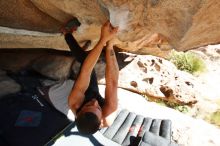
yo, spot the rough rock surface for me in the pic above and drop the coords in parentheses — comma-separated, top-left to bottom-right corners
(100, 53, 198, 105)
(0, 49, 47, 72)
(0, 49, 74, 79)
(178, 0, 220, 51)
(0, 69, 21, 98)
(32, 55, 74, 80)
(0, 0, 220, 54)
(0, 33, 67, 50)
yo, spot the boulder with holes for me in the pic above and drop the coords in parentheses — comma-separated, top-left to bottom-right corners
(100, 52, 198, 105)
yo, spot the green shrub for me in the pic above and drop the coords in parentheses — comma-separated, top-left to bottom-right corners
(174, 105, 189, 113)
(217, 99, 220, 107)
(168, 50, 206, 74)
(208, 110, 220, 127)
(143, 94, 190, 113)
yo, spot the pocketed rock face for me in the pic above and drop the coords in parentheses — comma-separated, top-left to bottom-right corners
(104, 53, 199, 105)
(1, 0, 220, 54)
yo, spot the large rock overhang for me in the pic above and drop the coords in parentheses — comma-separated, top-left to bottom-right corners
(0, 0, 220, 53)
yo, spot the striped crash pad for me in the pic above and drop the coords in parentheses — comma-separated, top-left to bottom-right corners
(100, 109, 178, 146)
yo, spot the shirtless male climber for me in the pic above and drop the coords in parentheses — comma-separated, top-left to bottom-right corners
(41, 19, 119, 135)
